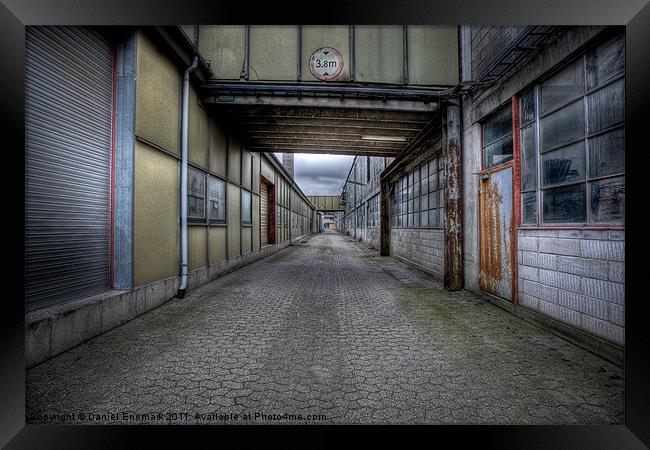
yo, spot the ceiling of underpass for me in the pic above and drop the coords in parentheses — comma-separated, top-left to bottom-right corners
(202, 91, 440, 157)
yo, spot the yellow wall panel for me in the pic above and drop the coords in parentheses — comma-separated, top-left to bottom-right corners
(407, 26, 459, 86)
(134, 141, 179, 286)
(227, 184, 241, 258)
(210, 120, 228, 177)
(135, 31, 180, 154)
(252, 153, 261, 193)
(188, 226, 207, 271)
(241, 227, 252, 254)
(198, 25, 246, 80)
(252, 194, 260, 252)
(189, 86, 209, 168)
(241, 151, 252, 189)
(354, 26, 403, 84)
(249, 26, 298, 81)
(208, 226, 227, 262)
(228, 136, 241, 183)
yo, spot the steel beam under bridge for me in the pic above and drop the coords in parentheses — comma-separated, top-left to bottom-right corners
(203, 84, 441, 157)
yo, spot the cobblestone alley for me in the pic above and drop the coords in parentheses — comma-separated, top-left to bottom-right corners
(26, 232, 624, 425)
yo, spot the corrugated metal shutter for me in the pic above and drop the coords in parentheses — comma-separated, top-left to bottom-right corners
(260, 182, 268, 245)
(26, 26, 114, 311)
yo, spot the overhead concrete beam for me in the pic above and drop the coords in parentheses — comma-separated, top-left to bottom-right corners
(204, 94, 438, 113)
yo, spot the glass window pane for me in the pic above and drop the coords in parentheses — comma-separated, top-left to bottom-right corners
(543, 184, 586, 223)
(188, 167, 205, 219)
(483, 134, 513, 168)
(242, 191, 252, 224)
(208, 177, 226, 221)
(540, 59, 585, 114)
(483, 105, 512, 145)
(520, 89, 536, 124)
(428, 192, 436, 209)
(439, 209, 445, 228)
(541, 141, 586, 187)
(413, 181, 420, 197)
(522, 192, 537, 224)
(420, 163, 428, 179)
(420, 178, 427, 195)
(421, 211, 428, 227)
(520, 124, 537, 191)
(413, 211, 419, 227)
(591, 176, 624, 223)
(586, 35, 624, 90)
(428, 159, 437, 174)
(420, 195, 428, 211)
(429, 172, 438, 191)
(588, 128, 624, 178)
(587, 79, 624, 134)
(540, 100, 585, 151)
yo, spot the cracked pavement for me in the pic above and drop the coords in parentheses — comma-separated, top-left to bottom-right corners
(26, 232, 624, 424)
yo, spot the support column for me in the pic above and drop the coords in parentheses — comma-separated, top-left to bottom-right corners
(113, 31, 137, 290)
(442, 101, 463, 290)
(379, 177, 390, 256)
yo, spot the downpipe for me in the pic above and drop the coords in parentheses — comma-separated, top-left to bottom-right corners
(177, 56, 199, 299)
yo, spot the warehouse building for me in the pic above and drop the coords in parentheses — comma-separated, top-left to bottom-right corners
(336, 25, 624, 361)
(25, 26, 315, 367)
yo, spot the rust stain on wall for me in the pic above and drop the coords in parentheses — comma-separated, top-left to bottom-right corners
(479, 178, 503, 295)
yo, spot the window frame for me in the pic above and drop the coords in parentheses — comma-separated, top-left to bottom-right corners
(390, 154, 445, 230)
(516, 33, 625, 229)
(187, 166, 207, 223)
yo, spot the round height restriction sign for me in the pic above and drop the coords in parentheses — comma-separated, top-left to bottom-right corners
(309, 47, 344, 81)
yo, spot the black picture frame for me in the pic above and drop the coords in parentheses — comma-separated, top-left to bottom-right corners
(2, 0, 647, 447)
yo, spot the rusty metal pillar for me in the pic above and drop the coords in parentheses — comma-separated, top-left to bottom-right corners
(379, 177, 390, 256)
(442, 101, 463, 290)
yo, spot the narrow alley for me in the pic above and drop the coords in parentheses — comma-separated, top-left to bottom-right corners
(27, 232, 623, 425)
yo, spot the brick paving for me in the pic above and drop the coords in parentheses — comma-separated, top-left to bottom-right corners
(26, 232, 624, 425)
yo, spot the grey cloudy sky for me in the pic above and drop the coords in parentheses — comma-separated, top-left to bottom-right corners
(274, 153, 354, 196)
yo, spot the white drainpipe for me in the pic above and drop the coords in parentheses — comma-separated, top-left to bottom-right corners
(177, 55, 199, 299)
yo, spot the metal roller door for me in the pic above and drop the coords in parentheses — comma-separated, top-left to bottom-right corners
(25, 26, 114, 311)
(260, 182, 268, 245)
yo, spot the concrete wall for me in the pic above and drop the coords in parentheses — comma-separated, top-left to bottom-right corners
(517, 230, 624, 345)
(391, 229, 444, 278)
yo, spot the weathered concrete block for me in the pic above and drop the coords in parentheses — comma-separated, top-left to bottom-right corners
(539, 269, 583, 294)
(134, 287, 146, 317)
(580, 240, 624, 262)
(537, 253, 558, 271)
(557, 306, 582, 327)
(145, 280, 167, 311)
(521, 279, 558, 303)
(51, 302, 101, 356)
(100, 291, 129, 333)
(165, 277, 177, 302)
(521, 250, 536, 267)
(608, 262, 625, 283)
(557, 256, 608, 280)
(609, 303, 624, 327)
(518, 236, 538, 251)
(581, 315, 607, 337)
(608, 231, 625, 241)
(538, 238, 581, 256)
(582, 278, 624, 304)
(26, 318, 51, 368)
(518, 265, 539, 282)
(517, 293, 539, 310)
(538, 299, 559, 318)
